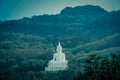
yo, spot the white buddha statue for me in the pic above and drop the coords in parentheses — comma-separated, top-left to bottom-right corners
(45, 42, 68, 71)
(53, 42, 65, 61)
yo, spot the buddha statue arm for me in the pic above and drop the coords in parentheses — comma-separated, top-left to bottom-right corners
(53, 54, 56, 61)
(60, 53, 65, 61)
(63, 54, 65, 61)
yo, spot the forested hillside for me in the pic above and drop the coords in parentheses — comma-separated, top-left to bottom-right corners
(0, 5, 120, 80)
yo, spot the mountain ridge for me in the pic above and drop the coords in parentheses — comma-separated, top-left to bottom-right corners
(0, 5, 120, 48)
(60, 5, 108, 16)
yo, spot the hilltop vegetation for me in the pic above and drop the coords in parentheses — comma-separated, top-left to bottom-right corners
(0, 5, 120, 80)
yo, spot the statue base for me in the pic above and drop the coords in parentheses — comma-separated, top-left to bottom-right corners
(45, 60, 68, 71)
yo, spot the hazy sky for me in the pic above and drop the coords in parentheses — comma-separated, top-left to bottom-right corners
(0, 0, 120, 21)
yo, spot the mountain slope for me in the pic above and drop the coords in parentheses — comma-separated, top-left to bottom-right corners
(72, 33, 120, 54)
(0, 5, 120, 47)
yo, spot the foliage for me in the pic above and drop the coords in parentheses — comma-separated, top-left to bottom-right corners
(74, 54, 120, 80)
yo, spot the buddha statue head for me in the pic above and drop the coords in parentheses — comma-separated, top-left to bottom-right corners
(56, 42, 62, 54)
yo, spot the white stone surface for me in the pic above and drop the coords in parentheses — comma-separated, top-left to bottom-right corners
(45, 42, 68, 71)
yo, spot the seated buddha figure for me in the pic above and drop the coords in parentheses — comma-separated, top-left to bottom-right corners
(45, 42, 68, 71)
(52, 42, 66, 61)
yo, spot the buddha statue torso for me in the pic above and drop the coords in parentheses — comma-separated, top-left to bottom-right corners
(53, 53, 65, 61)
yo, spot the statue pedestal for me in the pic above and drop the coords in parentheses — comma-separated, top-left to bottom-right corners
(45, 60, 68, 71)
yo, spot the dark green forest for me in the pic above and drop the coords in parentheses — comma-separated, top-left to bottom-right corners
(0, 5, 120, 80)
